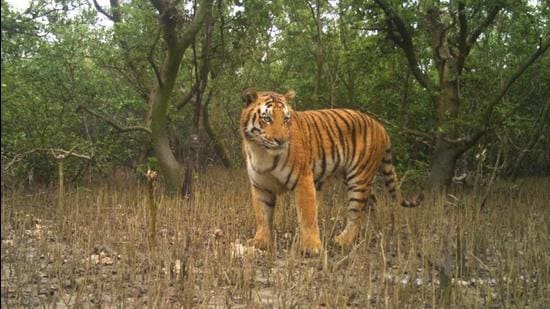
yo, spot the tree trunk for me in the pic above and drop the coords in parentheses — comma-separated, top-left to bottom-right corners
(181, 6, 213, 198)
(427, 138, 463, 190)
(373, 1, 548, 190)
(150, 88, 185, 190)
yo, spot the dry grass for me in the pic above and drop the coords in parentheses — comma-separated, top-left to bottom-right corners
(2, 168, 549, 308)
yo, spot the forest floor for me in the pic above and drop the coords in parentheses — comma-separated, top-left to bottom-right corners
(1, 168, 549, 308)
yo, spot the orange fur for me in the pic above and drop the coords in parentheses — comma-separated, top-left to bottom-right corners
(240, 88, 421, 255)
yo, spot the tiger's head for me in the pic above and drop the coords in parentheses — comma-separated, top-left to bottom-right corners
(240, 88, 295, 154)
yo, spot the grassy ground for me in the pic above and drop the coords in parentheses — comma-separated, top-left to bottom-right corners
(2, 168, 549, 308)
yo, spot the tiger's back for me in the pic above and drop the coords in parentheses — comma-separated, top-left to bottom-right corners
(292, 109, 391, 189)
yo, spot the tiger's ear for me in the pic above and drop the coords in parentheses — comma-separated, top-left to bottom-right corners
(284, 90, 296, 102)
(241, 87, 258, 106)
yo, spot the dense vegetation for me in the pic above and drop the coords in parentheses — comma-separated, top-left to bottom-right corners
(2, 0, 549, 189)
(2, 1, 549, 307)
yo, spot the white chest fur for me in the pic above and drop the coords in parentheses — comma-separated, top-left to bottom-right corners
(245, 142, 288, 193)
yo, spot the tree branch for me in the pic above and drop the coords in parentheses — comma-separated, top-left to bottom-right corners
(362, 110, 434, 141)
(457, 1, 468, 72)
(177, 0, 212, 54)
(482, 40, 550, 127)
(175, 83, 199, 111)
(3, 148, 92, 172)
(466, 5, 501, 49)
(373, 0, 435, 92)
(77, 105, 152, 134)
(50, 146, 93, 160)
(92, 0, 115, 21)
(457, 41, 550, 149)
(148, 27, 163, 87)
(506, 96, 550, 180)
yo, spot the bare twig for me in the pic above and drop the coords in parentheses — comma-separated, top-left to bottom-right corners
(77, 105, 152, 134)
(479, 146, 504, 210)
(333, 239, 367, 270)
(3, 147, 92, 173)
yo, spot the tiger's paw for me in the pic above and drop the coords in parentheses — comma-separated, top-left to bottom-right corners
(299, 235, 322, 257)
(246, 234, 272, 251)
(334, 231, 356, 248)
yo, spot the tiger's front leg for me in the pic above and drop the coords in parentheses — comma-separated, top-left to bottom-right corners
(247, 185, 276, 250)
(294, 173, 322, 256)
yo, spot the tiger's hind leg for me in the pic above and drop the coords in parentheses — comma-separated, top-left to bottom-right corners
(334, 176, 375, 247)
(247, 185, 276, 251)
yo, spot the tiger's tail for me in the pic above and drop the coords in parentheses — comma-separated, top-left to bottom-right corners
(381, 148, 424, 208)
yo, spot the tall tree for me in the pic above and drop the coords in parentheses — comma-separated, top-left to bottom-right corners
(371, 0, 549, 188)
(91, 0, 212, 190)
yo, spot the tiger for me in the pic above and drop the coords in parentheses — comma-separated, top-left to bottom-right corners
(240, 88, 423, 255)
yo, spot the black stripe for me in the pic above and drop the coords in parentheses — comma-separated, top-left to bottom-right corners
(289, 168, 302, 191)
(341, 111, 360, 169)
(300, 114, 312, 166)
(310, 115, 327, 181)
(301, 113, 316, 167)
(322, 112, 341, 170)
(329, 110, 352, 131)
(330, 110, 353, 164)
(325, 111, 346, 166)
(349, 198, 370, 203)
(333, 111, 350, 164)
(244, 130, 254, 139)
(284, 165, 295, 186)
(348, 186, 368, 193)
(280, 152, 291, 171)
(385, 179, 395, 186)
(306, 114, 323, 174)
(260, 199, 275, 208)
(251, 112, 258, 125)
(382, 170, 393, 176)
(252, 183, 275, 196)
(315, 181, 323, 191)
(267, 155, 280, 172)
(349, 124, 356, 167)
(346, 159, 372, 182)
(312, 117, 324, 173)
(318, 112, 338, 175)
(346, 113, 372, 180)
(349, 177, 371, 187)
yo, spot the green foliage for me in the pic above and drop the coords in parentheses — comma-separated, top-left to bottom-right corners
(1, 0, 549, 187)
